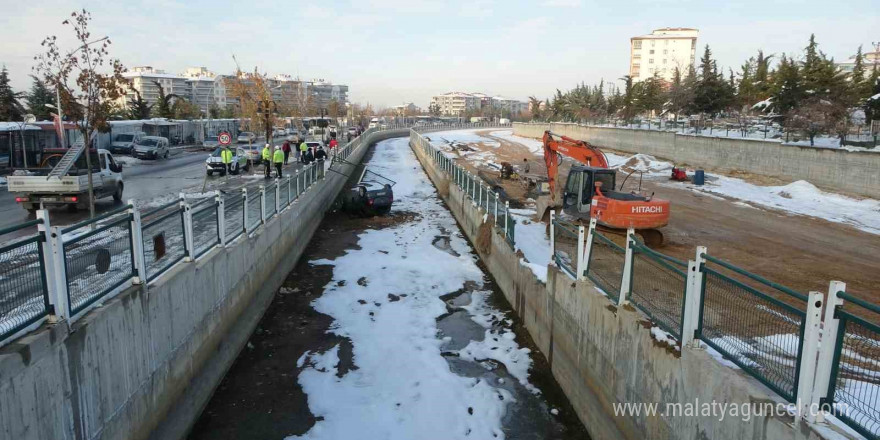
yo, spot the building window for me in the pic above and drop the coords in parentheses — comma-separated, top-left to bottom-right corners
(633, 40, 642, 49)
(663, 49, 668, 54)
(691, 40, 696, 49)
(649, 50, 654, 54)
(649, 59, 654, 64)
(663, 59, 667, 64)
(633, 54, 641, 60)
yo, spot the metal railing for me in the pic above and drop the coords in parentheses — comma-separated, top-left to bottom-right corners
(551, 216, 581, 279)
(192, 200, 220, 259)
(409, 128, 517, 249)
(61, 206, 136, 316)
(224, 191, 246, 242)
(629, 237, 688, 339)
(141, 201, 187, 282)
(585, 230, 626, 303)
(247, 186, 262, 231)
(0, 219, 51, 343)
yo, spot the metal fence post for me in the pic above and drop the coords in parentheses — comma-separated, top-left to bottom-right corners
(583, 218, 597, 274)
(274, 180, 281, 214)
(504, 201, 510, 237)
(180, 193, 194, 262)
(549, 210, 556, 256)
(127, 200, 147, 285)
(576, 225, 587, 281)
(796, 290, 825, 420)
(478, 182, 483, 209)
(36, 210, 61, 322)
(683, 246, 708, 348)
(811, 281, 846, 423)
(260, 185, 267, 223)
(618, 227, 635, 305)
(216, 191, 226, 247)
(46, 224, 70, 322)
(242, 188, 249, 233)
(287, 176, 293, 204)
(494, 192, 499, 226)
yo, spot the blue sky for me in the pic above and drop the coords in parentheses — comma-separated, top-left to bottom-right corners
(1, 0, 877, 108)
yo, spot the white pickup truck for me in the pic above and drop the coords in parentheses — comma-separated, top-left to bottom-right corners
(7, 148, 124, 213)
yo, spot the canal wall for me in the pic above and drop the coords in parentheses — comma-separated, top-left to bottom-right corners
(513, 122, 880, 198)
(0, 129, 410, 440)
(410, 130, 849, 440)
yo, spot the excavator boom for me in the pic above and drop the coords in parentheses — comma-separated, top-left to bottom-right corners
(542, 131, 609, 201)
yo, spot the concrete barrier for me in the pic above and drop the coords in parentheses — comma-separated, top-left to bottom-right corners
(0, 128, 409, 440)
(513, 122, 880, 198)
(410, 130, 855, 440)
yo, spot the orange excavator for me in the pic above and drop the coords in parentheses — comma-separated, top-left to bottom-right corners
(538, 131, 670, 246)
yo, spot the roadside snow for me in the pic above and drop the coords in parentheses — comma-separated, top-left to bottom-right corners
(0, 176, 6, 185)
(679, 177, 880, 235)
(509, 208, 550, 283)
(292, 137, 540, 440)
(488, 130, 544, 155)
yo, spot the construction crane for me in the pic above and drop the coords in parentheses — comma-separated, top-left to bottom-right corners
(537, 131, 670, 246)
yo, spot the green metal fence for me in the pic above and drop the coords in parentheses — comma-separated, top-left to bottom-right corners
(629, 238, 688, 338)
(224, 193, 246, 242)
(265, 183, 277, 218)
(552, 218, 580, 279)
(192, 201, 220, 259)
(0, 220, 51, 343)
(825, 293, 880, 439)
(585, 231, 625, 302)
(247, 188, 262, 231)
(697, 254, 808, 403)
(141, 203, 187, 282)
(62, 209, 136, 316)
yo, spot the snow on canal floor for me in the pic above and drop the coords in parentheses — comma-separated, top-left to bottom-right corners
(291, 137, 556, 440)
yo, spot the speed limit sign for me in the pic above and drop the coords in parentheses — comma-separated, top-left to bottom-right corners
(218, 131, 232, 146)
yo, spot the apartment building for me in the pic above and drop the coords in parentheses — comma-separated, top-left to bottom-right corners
(492, 96, 528, 117)
(309, 79, 350, 110)
(393, 103, 420, 115)
(629, 28, 699, 83)
(836, 47, 880, 74)
(430, 92, 481, 116)
(120, 66, 190, 109)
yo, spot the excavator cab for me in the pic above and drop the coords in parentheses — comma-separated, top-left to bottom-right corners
(561, 166, 616, 218)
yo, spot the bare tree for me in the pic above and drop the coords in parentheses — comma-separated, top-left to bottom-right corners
(34, 9, 128, 219)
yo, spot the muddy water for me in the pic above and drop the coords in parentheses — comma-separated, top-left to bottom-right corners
(189, 139, 589, 440)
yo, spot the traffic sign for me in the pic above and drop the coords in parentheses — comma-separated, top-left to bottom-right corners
(218, 131, 232, 146)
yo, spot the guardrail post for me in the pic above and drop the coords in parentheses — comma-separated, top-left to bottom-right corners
(494, 192, 499, 226)
(683, 246, 708, 348)
(576, 225, 586, 281)
(127, 200, 147, 285)
(242, 188, 249, 233)
(46, 223, 70, 322)
(478, 182, 483, 209)
(36, 210, 61, 322)
(259, 185, 267, 223)
(549, 210, 556, 256)
(583, 218, 597, 275)
(811, 281, 845, 423)
(274, 180, 281, 214)
(180, 193, 194, 262)
(797, 290, 825, 420)
(287, 176, 293, 204)
(618, 227, 635, 305)
(216, 191, 226, 247)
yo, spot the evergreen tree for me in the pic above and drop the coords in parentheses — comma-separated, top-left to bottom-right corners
(754, 51, 773, 100)
(771, 54, 804, 116)
(0, 66, 25, 121)
(620, 75, 635, 122)
(26, 75, 54, 121)
(849, 45, 869, 105)
(128, 89, 152, 120)
(692, 45, 733, 116)
(865, 67, 880, 123)
(151, 81, 178, 118)
(737, 58, 757, 110)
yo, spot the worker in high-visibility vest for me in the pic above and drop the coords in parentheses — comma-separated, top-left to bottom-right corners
(220, 146, 233, 174)
(261, 144, 272, 179)
(273, 147, 285, 178)
(299, 141, 308, 164)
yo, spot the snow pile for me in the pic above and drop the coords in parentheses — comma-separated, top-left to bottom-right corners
(488, 130, 544, 155)
(509, 209, 551, 283)
(650, 327, 680, 350)
(683, 177, 880, 235)
(114, 156, 147, 167)
(609, 153, 674, 175)
(0, 176, 6, 185)
(292, 137, 540, 439)
(428, 129, 500, 150)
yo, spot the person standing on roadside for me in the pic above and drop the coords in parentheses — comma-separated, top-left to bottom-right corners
(220, 145, 233, 174)
(329, 138, 338, 150)
(262, 144, 272, 178)
(299, 140, 308, 163)
(282, 140, 292, 164)
(315, 145, 327, 161)
(273, 147, 285, 178)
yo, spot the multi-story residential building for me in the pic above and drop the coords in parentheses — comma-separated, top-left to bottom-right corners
(836, 47, 880, 74)
(308, 79, 349, 111)
(120, 66, 190, 112)
(393, 103, 420, 115)
(430, 92, 481, 116)
(629, 28, 699, 83)
(182, 67, 221, 116)
(491, 96, 528, 117)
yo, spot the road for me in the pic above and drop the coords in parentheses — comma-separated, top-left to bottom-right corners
(0, 137, 309, 239)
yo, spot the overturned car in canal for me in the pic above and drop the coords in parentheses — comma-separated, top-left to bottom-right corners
(341, 168, 395, 216)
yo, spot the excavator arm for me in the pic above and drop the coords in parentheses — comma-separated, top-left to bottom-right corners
(542, 130, 609, 201)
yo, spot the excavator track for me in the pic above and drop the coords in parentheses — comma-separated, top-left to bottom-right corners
(595, 225, 665, 248)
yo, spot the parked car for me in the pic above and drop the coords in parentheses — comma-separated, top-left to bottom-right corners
(272, 128, 287, 138)
(240, 144, 262, 163)
(203, 135, 221, 151)
(347, 127, 358, 137)
(133, 136, 170, 159)
(109, 132, 144, 155)
(205, 147, 250, 176)
(237, 131, 257, 144)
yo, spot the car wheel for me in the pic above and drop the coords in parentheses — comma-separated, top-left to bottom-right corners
(207, 170, 213, 176)
(164, 151, 170, 159)
(113, 184, 124, 202)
